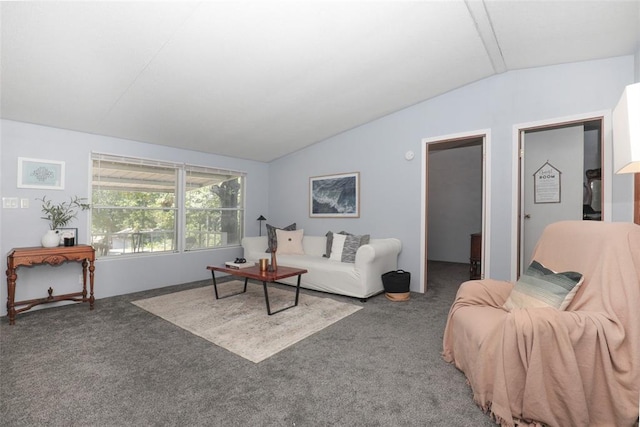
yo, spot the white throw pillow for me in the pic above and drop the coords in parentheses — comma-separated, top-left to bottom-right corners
(329, 233, 347, 261)
(275, 229, 305, 255)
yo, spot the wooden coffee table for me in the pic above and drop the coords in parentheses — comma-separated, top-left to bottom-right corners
(206, 264, 308, 315)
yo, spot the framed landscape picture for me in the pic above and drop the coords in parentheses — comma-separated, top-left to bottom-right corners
(309, 172, 359, 218)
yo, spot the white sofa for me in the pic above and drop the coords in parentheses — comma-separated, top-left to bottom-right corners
(241, 235, 402, 300)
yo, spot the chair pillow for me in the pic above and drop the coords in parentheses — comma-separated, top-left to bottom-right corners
(276, 229, 305, 255)
(503, 260, 584, 311)
(265, 222, 296, 252)
(341, 234, 370, 263)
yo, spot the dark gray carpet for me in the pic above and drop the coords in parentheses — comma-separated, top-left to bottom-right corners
(1, 261, 495, 426)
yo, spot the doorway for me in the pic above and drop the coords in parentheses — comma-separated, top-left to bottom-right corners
(517, 117, 603, 274)
(421, 130, 490, 293)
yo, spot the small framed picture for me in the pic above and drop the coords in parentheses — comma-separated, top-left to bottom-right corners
(17, 157, 65, 190)
(58, 228, 77, 246)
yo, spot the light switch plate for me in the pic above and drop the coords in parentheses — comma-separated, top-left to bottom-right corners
(20, 198, 29, 208)
(2, 197, 18, 208)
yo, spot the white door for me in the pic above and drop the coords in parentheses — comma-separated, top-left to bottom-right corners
(521, 125, 584, 270)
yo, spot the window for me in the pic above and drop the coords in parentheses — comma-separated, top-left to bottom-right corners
(185, 165, 245, 250)
(91, 154, 245, 257)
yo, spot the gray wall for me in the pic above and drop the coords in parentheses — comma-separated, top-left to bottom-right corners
(268, 55, 636, 291)
(636, 11, 640, 82)
(0, 120, 269, 317)
(427, 145, 482, 263)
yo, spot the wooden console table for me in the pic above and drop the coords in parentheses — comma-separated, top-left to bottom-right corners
(6, 245, 95, 325)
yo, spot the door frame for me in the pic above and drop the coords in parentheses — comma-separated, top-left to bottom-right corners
(511, 110, 611, 280)
(420, 129, 491, 293)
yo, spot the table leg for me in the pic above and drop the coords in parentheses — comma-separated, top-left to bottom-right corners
(88, 260, 95, 309)
(210, 271, 248, 299)
(6, 267, 17, 325)
(262, 275, 301, 315)
(294, 274, 301, 306)
(211, 270, 220, 299)
(262, 281, 272, 314)
(82, 259, 88, 301)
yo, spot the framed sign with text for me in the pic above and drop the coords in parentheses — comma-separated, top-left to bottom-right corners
(533, 161, 561, 204)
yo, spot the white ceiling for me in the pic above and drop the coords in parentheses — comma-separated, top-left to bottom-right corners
(2, 1, 639, 162)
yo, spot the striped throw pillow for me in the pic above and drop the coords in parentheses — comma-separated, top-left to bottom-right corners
(503, 261, 583, 311)
(341, 234, 370, 263)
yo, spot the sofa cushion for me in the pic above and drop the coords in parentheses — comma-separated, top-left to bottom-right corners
(341, 234, 370, 263)
(265, 222, 296, 252)
(276, 229, 305, 255)
(503, 260, 584, 311)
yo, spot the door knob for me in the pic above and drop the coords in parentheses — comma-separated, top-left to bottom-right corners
(524, 214, 531, 219)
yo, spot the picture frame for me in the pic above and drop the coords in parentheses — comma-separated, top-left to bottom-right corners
(533, 161, 561, 204)
(309, 172, 360, 218)
(58, 228, 78, 246)
(17, 157, 65, 190)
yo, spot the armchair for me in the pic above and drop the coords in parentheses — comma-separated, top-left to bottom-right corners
(443, 221, 640, 426)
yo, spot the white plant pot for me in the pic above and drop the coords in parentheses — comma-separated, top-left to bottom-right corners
(41, 230, 60, 248)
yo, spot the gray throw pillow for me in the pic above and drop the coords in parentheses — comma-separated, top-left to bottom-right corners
(265, 223, 296, 252)
(323, 231, 333, 258)
(341, 234, 370, 263)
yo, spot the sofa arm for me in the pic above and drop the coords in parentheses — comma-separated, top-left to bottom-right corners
(355, 239, 401, 265)
(354, 238, 402, 293)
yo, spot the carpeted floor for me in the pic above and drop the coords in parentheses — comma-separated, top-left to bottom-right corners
(0, 261, 496, 426)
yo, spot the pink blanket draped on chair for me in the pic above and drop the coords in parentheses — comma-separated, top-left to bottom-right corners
(443, 221, 640, 426)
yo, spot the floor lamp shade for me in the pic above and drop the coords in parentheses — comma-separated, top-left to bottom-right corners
(613, 82, 640, 174)
(257, 215, 266, 236)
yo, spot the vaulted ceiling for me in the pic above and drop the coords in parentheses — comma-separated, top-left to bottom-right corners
(2, 1, 639, 162)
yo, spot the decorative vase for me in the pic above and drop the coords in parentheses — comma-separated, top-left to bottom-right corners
(41, 230, 59, 248)
(269, 248, 277, 272)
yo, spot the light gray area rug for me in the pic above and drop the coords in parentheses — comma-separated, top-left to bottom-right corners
(132, 281, 362, 363)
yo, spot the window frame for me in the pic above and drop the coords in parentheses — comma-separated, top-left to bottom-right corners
(91, 153, 246, 258)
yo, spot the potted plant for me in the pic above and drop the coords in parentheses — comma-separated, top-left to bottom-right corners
(38, 195, 90, 247)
